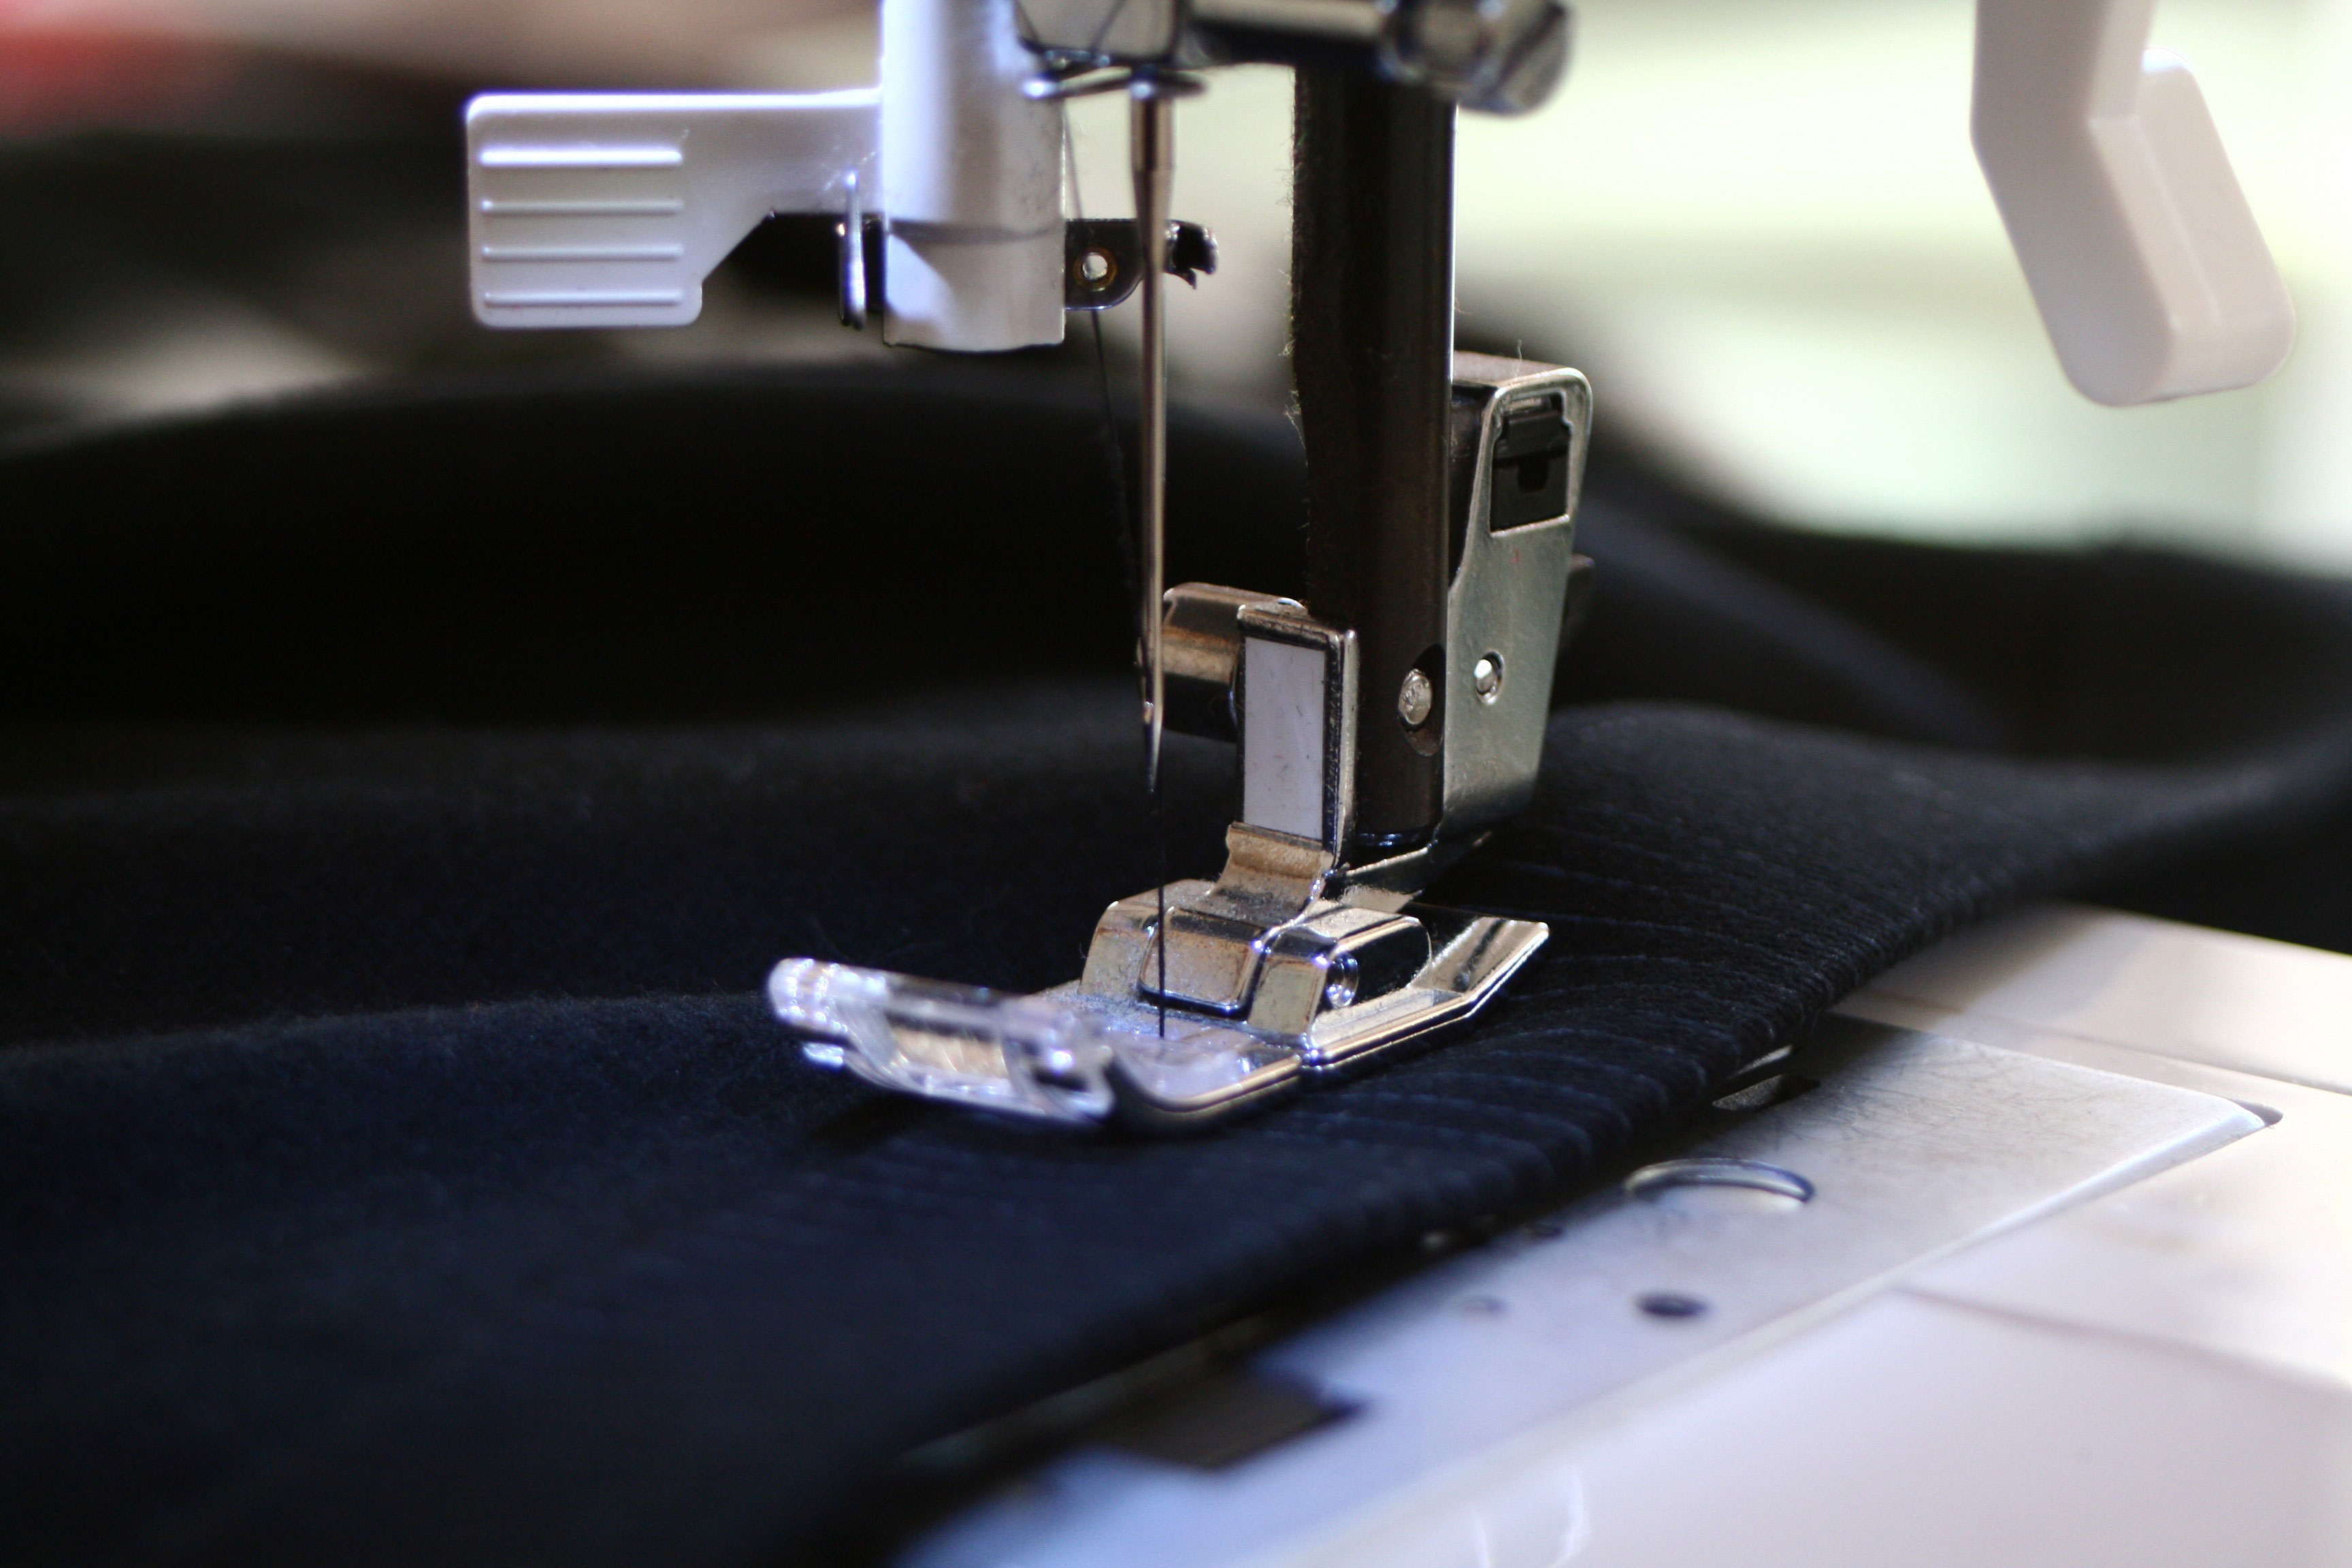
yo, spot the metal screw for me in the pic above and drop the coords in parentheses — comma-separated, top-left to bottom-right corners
(1032, 1046, 1086, 1088)
(1396, 666, 1434, 728)
(1322, 956, 1360, 1010)
(1472, 653, 1505, 704)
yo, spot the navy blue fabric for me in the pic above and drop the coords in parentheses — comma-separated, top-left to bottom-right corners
(5, 366, 2352, 1564)
(10, 698, 2332, 1566)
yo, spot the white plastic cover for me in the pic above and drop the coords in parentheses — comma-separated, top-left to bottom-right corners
(466, 91, 877, 329)
(1974, 0, 2295, 406)
(879, 0, 1066, 350)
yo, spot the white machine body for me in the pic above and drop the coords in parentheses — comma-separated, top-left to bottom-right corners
(879, 0, 1066, 350)
(466, 91, 879, 330)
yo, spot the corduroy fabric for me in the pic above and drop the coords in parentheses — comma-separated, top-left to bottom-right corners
(5, 366, 2352, 1564)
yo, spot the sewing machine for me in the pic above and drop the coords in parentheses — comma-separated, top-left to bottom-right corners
(463, 0, 2291, 1130)
(459, 3, 2349, 1562)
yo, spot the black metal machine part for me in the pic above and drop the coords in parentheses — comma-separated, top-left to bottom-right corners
(1291, 70, 1458, 858)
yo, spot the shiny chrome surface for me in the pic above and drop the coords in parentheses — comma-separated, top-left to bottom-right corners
(1159, 583, 1294, 740)
(1113, 825, 1337, 1015)
(836, 172, 868, 329)
(1293, 904, 1544, 1068)
(1438, 355, 1590, 840)
(1395, 667, 1435, 728)
(773, 906, 1541, 1128)
(1235, 601, 1358, 853)
(1073, 902, 1541, 1122)
(1624, 1157, 1818, 1207)
(1255, 353, 1593, 912)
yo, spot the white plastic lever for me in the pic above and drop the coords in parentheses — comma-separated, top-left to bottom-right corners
(1973, 0, 2293, 406)
(466, 91, 877, 329)
(464, 0, 1066, 353)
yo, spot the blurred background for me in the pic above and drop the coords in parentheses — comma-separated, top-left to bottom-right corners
(0, 0, 2344, 564)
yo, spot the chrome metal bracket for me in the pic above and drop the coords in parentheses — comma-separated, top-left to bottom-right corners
(1064, 218, 1218, 311)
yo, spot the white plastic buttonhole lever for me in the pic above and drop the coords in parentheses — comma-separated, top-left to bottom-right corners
(1973, 0, 2294, 406)
(464, 0, 1065, 348)
(468, 91, 879, 329)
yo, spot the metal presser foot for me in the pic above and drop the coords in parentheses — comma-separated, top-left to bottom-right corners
(772, 358, 1592, 1130)
(770, 887, 1546, 1134)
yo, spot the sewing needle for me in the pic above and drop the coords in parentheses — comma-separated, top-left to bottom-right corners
(1132, 73, 1174, 1034)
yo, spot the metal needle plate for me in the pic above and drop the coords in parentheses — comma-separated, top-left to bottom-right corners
(898, 1017, 2262, 1568)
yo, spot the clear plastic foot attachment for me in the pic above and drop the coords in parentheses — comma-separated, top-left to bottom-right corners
(770, 959, 1292, 1129)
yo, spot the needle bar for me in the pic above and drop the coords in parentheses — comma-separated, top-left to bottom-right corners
(1131, 76, 1179, 1037)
